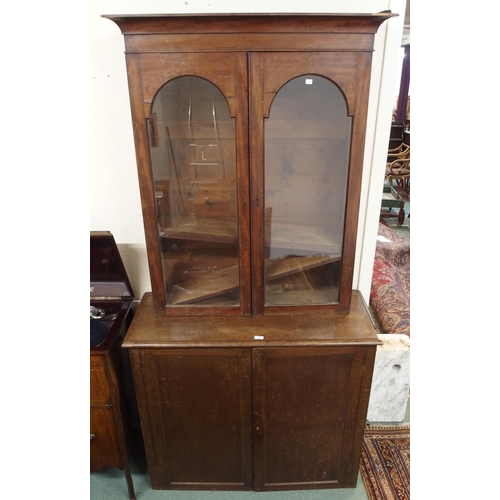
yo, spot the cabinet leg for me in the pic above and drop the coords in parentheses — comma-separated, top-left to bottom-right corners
(124, 464, 136, 500)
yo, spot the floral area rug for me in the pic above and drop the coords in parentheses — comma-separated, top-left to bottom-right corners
(360, 424, 410, 500)
(370, 223, 410, 336)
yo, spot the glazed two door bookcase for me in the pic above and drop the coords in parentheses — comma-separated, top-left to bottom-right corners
(104, 12, 394, 492)
(105, 12, 395, 317)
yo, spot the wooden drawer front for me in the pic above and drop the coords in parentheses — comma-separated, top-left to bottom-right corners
(90, 408, 122, 471)
(90, 362, 110, 406)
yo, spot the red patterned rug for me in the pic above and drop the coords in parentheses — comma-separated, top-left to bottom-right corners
(370, 223, 410, 336)
(360, 425, 410, 500)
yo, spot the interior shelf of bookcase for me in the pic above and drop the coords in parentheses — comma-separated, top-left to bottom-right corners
(160, 217, 342, 254)
(160, 216, 238, 245)
(167, 254, 340, 305)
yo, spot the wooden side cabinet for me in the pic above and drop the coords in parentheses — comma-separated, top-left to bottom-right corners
(123, 292, 378, 491)
(90, 231, 137, 499)
(90, 341, 136, 499)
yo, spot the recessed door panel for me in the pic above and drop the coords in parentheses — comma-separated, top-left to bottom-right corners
(252, 346, 364, 491)
(140, 348, 253, 490)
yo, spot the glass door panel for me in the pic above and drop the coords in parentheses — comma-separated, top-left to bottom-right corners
(149, 76, 239, 307)
(264, 75, 351, 306)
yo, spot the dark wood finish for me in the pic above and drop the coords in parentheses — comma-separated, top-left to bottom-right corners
(102, 13, 393, 37)
(90, 231, 134, 300)
(124, 51, 250, 316)
(340, 51, 373, 312)
(249, 51, 373, 314)
(103, 12, 394, 493)
(123, 291, 378, 348)
(90, 332, 136, 500)
(130, 348, 253, 490)
(90, 232, 136, 499)
(253, 345, 376, 490)
(90, 358, 121, 470)
(122, 291, 379, 491)
(104, 12, 395, 317)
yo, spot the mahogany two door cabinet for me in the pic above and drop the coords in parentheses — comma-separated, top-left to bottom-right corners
(122, 291, 379, 491)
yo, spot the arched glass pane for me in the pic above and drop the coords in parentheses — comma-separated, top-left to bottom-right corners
(264, 75, 352, 306)
(150, 77, 239, 307)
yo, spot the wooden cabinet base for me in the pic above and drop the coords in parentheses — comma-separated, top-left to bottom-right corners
(124, 291, 378, 491)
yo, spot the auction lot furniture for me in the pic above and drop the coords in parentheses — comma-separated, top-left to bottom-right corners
(104, 12, 395, 491)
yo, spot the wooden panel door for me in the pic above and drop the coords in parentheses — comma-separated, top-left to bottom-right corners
(131, 348, 253, 490)
(90, 408, 122, 471)
(252, 346, 375, 491)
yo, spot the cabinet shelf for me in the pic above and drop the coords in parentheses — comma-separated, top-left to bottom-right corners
(270, 223, 343, 254)
(168, 254, 338, 305)
(161, 217, 342, 254)
(160, 216, 238, 245)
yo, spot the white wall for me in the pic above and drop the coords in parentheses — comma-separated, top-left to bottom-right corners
(90, 0, 406, 301)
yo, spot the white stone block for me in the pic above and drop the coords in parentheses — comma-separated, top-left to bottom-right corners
(367, 333, 410, 422)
